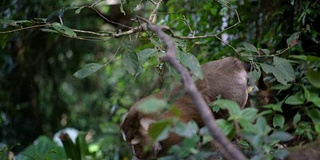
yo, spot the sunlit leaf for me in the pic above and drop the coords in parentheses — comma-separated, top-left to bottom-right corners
(73, 63, 103, 78)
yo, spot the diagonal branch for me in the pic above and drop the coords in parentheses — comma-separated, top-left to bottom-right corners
(137, 16, 247, 160)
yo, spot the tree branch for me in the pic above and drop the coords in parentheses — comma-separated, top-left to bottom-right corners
(137, 16, 247, 160)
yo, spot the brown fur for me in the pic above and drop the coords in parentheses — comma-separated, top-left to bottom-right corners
(121, 57, 248, 159)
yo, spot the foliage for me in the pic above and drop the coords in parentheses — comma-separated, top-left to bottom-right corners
(0, 0, 320, 159)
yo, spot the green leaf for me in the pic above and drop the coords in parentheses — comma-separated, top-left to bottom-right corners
(75, 6, 85, 14)
(273, 114, 285, 128)
(75, 132, 90, 159)
(309, 93, 320, 107)
(263, 102, 283, 112)
(41, 28, 59, 34)
(273, 57, 295, 82)
(136, 97, 168, 114)
(214, 99, 241, 119)
(73, 63, 103, 78)
(260, 57, 295, 85)
(306, 69, 320, 88)
(289, 55, 308, 61)
(256, 117, 271, 135)
(243, 42, 258, 53)
(286, 32, 300, 47)
(0, 33, 12, 49)
(122, 52, 140, 76)
(180, 52, 203, 79)
(216, 119, 235, 139)
(293, 113, 301, 127)
(149, 119, 172, 141)
(173, 121, 198, 138)
(52, 22, 77, 37)
(240, 108, 258, 122)
(249, 63, 261, 81)
(238, 118, 256, 133)
(17, 136, 66, 160)
(285, 93, 305, 105)
(260, 49, 270, 55)
(136, 48, 159, 62)
(273, 147, 290, 158)
(269, 131, 293, 142)
(306, 108, 320, 123)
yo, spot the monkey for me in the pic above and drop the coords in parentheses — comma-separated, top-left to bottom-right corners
(120, 57, 249, 159)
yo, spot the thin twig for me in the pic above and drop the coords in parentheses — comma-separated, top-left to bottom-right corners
(149, 0, 163, 22)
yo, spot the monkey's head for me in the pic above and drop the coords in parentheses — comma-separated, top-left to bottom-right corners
(120, 108, 162, 159)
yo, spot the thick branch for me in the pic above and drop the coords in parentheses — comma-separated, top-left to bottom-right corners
(138, 16, 247, 160)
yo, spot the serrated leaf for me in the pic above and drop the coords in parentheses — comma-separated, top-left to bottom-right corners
(306, 69, 320, 88)
(149, 120, 172, 141)
(52, 22, 77, 37)
(122, 52, 140, 76)
(273, 114, 285, 128)
(136, 98, 168, 114)
(286, 32, 300, 47)
(180, 52, 203, 79)
(243, 42, 258, 53)
(73, 63, 103, 78)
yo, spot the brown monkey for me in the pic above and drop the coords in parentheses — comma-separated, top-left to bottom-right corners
(120, 57, 248, 159)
